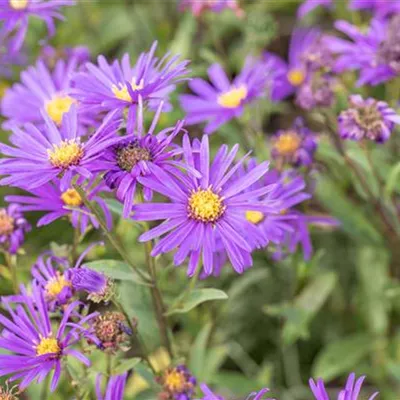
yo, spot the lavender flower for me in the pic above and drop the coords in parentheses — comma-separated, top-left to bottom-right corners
(6, 178, 113, 233)
(157, 365, 196, 400)
(71, 41, 189, 127)
(102, 100, 187, 218)
(0, 0, 75, 52)
(338, 95, 400, 143)
(179, 0, 243, 17)
(133, 135, 279, 276)
(0, 106, 122, 190)
(325, 17, 400, 86)
(271, 118, 317, 167)
(96, 373, 128, 400)
(297, 0, 332, 18)
(197, 384, 273, 400)
(309, 373, 378, 400)
(0, 284, 97, 391)
(180, 59, 270, 134)
(0, 203, 30, 254)
(1, 58, 92, 128)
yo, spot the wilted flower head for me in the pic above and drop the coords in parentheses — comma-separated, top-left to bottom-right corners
(133, 135, 279, 276)
(6, 178, 113, 233)
(102, 100, 187, 218)
(92, 311, 132, 352)
(309, 373, 378, 400)
(180, 58, 270, 134)
(0, 284, 97, 391)
(96, 373, 128, 400)
(0, 106, 122, 191)
(158, 365, 196, 400)
(338, 95, 400, 143)
(0, 203, 30, 254)
(179, 0, 244, 17)
(0, 0, 75, 52)
(271, 118, 317, 167)
(71, 41, 189, 125)
(0, 383, 19, 400)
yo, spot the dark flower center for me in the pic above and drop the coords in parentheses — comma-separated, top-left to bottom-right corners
(354, 103, 383, 134)
(377, 15, 400, 73)
(116, 143, 151, 172)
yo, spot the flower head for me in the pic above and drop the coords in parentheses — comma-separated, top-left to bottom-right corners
(0, 106, 122, 190)
(309, 373, 378, 400)
(71, 41, 189, 125)
(338, 95, 400, 143)
(180, 59, 270, 134)
(133, 135, 283, 276)
(102, 100, 187, 218)
(96, 373, 128, 400)
(179, 0, 244, 17)
(0, 203, 30, 254)
(0, 284, 97, 391)
(0, 0, 75, 52)
(6, 178, 113, 233)
(158, 365, 196, 400)
(271, 118, 317, 167)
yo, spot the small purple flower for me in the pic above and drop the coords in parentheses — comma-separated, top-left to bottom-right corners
(0, 203, 30, 254)
(96, 373, 128, 400)
(271, 118, 317, 167)
(325, 17, 400, 85)
(71, 41, 189, 128)
(180, 59, 270, 134)
(179, 0, 244, 17)
(338, 95, 400, 143)
(1, 58, 92, 128)
(297, 0, 332, 18)
(133, 135, 279, 276)
(0, 283, 97, 391)
(309, 373, 378, 400)
(0, 0, 75, 52)
(0, 106, 122, 190)
(6, 178, 113, 233)
(39, 44, 90, 69)
(158, 365, 196, 400)
(197, 384, 273, 400)
(102, 100, 187, 218)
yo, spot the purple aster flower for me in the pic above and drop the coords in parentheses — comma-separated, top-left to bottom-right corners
(39, 44, 90, 69)
(6, 178, 113, 233)
(0, 283, 97, 391)
(0, 0, 75, 52)
(180, 58, 270, 134)
(1, 58, 93, 128)
(0, 203, 30, 254)
(325, 17, 400, 85)
(309, 373, 378, 400)
(197, 384, 273, 400)
(157, 365, 196, 400)
(297, 0, 333, 18)
(71, 41, 189, 128)
(102, 100, 189, 218)
(271, 117, 317, 167)
(0, 106, 122, 190)
(179, 0, 244, 17)
(96, 372, 127, 400)
(350, 0, 400, 18)
(338, 95, 400, 143)
(133, 135, 281, 276)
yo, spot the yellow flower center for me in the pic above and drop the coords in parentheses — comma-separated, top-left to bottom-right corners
(45, 95, 74, 125)
(0, 210, 14, 236)
(164, 370, 186, 392)
(274, 131, 301, 155)
(61, 188, 82, 207)
(9, 0, 28, 10)
(217, 85, 248, 108)
(35, 337, 60, 356)
(47, 140, 84, 169)
(287, 69, 305, 86)
(245, 210, 264, 224)
(111, 78, 144, 102)
(45, 274, 71, 298)
(188, 188, 225, 223)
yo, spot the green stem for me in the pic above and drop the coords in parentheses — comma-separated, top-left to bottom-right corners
(5, 253, 18, 293)
(40, 374, 50, 400)
(72, 184, 151, 285)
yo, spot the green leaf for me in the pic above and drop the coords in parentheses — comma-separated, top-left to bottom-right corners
(170, 12, 197, 58)
(312, 333, 374, 380)
(189, 322, 212, 380)
(166, 288, 228, 315)
(385, 162, 400, 197)
(113, 358, 141, 375)
(105, 198, 124, 216)
(228, 269, 269, 301)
